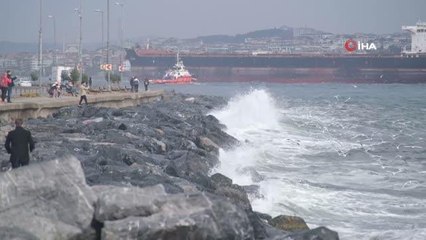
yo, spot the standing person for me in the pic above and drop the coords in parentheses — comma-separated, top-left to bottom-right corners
(54, 81, 62, 98)
(89, 77, 93, 88)
(133, 76, 140, 92)
(5, 119, 35, 169)
(1, 70, 12, 103)
(79, 82, 89, 106)
(144, 77, 150, 91)
(7, 75, 16, 103)
(129, 76, 134, 92)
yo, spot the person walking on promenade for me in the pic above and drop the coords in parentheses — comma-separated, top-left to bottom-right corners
(5, 119, 35, 169)
(0, 70, 12, 103)
(133, 76, 140, 92)
(144, 77, 150, 91)
(79, 82, 89, 106)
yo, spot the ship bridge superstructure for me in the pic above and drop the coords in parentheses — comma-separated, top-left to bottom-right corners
(402, 22, 426, 55)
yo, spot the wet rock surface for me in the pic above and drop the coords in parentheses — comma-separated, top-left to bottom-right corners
(0, 93, 339, 240)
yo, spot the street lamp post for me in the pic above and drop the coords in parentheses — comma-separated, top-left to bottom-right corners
(38, 0, 43, 88)
(107, 0, 111, 90)
(115, 2, 124, 85)
(48, 15, 57, 68)
(74, 0, 83, 84)
(94, 9, 104, 64)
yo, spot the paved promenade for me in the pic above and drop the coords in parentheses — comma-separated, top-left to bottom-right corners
(0, 90, 165, 122)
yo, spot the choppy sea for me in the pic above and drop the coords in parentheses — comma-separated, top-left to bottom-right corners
(151, 82, 426, 240)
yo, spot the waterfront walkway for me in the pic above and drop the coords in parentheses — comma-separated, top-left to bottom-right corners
(0, 90, 165, 123)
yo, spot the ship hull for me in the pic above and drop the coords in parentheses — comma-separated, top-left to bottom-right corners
(126, 49, 426, 83)
(150, 76, 192, 84)
(133, 66, 426, 84)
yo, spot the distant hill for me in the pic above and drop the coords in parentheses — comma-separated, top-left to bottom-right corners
(196, 27, 294, 44)
(0, 41, 107, 54)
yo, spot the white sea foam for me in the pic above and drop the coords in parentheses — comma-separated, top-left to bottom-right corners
(210, 88, 281, 139)
(210, 87, 426, 240)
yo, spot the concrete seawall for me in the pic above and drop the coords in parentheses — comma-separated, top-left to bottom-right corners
(0, 90, 165, 123)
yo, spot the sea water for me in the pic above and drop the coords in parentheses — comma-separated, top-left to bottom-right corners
(151, 83, 426, 240)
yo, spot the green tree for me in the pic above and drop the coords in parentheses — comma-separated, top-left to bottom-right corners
(105, 72, 121, 84)
(61, 70, 71, 82)
(30, 71, 39, 82)
(82, 74, 89, 84)
(70, 67, 80, 83)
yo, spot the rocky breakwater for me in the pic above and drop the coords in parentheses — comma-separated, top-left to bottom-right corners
(0, 93, 339, 240)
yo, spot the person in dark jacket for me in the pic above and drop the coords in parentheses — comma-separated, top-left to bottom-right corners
(144, 77, 150, 91)
(129, 76, 135, 92)
(5, 119, 35, 169)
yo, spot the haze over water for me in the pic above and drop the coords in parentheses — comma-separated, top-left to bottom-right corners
(151, 82, 426, 240)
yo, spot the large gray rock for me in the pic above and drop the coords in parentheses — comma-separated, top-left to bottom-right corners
(0, 156, 97, 240)
(93, 184, 168, 222)
(102, 192, 255, 240)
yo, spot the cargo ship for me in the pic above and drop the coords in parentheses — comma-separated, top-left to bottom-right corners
(125, 23, 426, 84)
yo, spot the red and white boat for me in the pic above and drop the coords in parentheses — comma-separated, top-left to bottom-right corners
(150, 54, 195, 84)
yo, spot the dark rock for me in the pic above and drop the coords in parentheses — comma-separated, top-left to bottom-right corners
(246, 211, 268, 239)
(167, 150, 218, 178)
(283, 227, 340, 240)
(255, 212, 273, 222)
(269, 215, 310, 232)
(210, 173, 233, 187)
(196, 136, 220, 153)
(122, 154, 133, 166)
(164, 165, 179, 177)
(118, 123, 127, 130)
(63, 128, 78, 133)
(111, 109, 124, 116)
(214, 183, 252, 210)
(144, 137, 166, 153)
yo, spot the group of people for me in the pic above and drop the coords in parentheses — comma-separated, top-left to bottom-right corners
(130, 76, 149, 92)
(48, 81, 78, 98)
(47, 80, 89, 106)
(0, 70, 16, 103)
(48, 81, 63, 98)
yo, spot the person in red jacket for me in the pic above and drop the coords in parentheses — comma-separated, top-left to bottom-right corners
(0, 70, 12, 103)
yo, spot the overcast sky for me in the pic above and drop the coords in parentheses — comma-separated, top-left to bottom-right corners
(0, 0, 425, 44)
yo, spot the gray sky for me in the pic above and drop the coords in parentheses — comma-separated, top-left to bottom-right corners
(0, 0, 425, 44)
